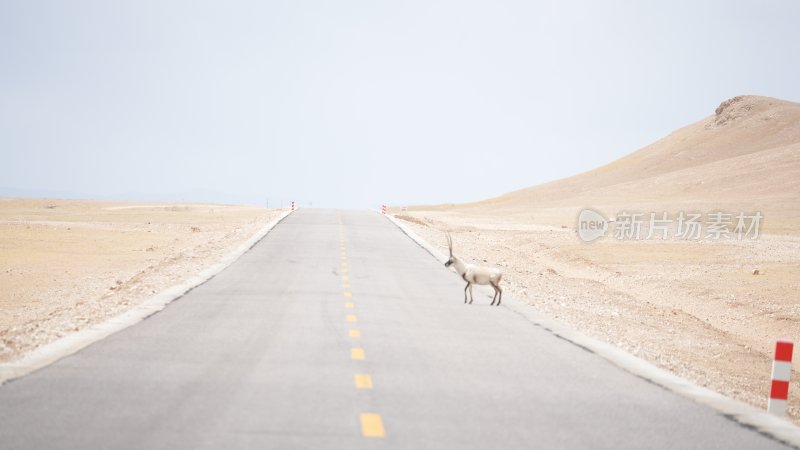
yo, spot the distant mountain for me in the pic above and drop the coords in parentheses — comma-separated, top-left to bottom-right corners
(0, 187, 92, 200)
(0, 187, 275, 208)
(449, 95, 800, 226)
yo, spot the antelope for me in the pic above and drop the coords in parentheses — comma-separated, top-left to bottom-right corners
(444, 233, 503, 306)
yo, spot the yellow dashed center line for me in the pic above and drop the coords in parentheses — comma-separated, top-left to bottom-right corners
(354, 374, 373, 389)
(360, 413, 385, 438)
(340, 218, 386, 439)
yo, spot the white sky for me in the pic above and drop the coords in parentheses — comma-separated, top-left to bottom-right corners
(2, 0, 799, 208)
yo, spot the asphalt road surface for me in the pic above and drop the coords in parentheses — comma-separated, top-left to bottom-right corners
(0, 210, 791, 449)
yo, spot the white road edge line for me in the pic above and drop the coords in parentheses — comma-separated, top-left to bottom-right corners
(0, 209, 294, 386)
(384, 212, 800, 449)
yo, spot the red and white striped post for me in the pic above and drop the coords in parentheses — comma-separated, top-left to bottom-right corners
(291, 201, 295, 212)
(768, 339, 794, 416)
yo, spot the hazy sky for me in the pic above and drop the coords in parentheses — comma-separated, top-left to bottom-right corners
(2, 1, 799, 208)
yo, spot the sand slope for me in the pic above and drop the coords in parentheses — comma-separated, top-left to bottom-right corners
(452, 95, 800, 231)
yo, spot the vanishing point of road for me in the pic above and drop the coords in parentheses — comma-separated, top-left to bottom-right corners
(0, 210, 790, 449)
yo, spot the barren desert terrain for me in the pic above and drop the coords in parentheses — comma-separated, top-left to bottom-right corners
(396, 96, 800, 421)
(0, 199, 282, 362)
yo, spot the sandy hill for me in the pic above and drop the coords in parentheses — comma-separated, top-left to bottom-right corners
(438, 95, 800, 230)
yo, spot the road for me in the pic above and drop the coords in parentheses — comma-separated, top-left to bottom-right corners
(0, 209, 790, 449)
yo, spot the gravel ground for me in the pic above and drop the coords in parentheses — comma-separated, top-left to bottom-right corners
(396, 211, 800, 424)
(0, 198, 283, 363)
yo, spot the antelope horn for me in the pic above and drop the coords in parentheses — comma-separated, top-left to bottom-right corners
(446, 232, 453, 257)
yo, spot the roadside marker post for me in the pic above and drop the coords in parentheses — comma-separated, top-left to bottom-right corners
(381, 204, 387, 215)
(768, 339, 794, 416)
(291, 201, 295, 211)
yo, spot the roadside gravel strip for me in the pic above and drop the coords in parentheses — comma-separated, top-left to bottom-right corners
(384, 212, 800, 449)
(0, 210, 293, 386)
